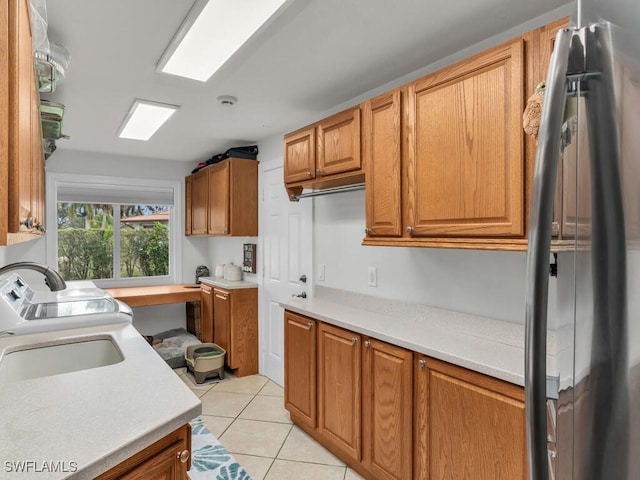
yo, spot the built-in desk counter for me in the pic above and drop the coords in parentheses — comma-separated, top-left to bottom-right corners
(105, 284, 201, 307)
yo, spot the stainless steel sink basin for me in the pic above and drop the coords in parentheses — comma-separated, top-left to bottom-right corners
(0, 337, 124, 383)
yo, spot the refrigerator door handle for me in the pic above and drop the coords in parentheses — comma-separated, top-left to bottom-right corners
(582, 25, 629, 478)
(525, 27, 572, 480)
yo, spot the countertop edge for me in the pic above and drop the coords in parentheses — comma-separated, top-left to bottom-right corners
(280, 299, 531, 387)
(199, 277, 258, 289)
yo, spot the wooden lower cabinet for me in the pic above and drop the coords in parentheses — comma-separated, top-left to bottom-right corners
(283, 311, 527, 480)
(212, 287, 258, 377)
(415, 354, 527, 480)
(96, 424, 191, 480)
(317, 322, 362, 464)
(362, 337, 413, 480)
(284, 311, 317, 430)
(200, 284, 213, 343)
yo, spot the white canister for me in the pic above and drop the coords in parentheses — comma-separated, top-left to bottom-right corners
(214, 264, 225, 278)
(224, 264, 242, 282)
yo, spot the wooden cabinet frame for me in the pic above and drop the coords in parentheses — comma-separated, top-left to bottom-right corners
(184, 157, 258, 237)
(1, 0, 46, 245)
(284, 107, 365, 200)
(283, 310, 527, 480)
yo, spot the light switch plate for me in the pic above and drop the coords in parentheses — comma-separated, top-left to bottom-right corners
(367, 267, 377, 287)
(318, 264, 325, 282)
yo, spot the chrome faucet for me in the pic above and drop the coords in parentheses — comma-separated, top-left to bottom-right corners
(0, 262, 67, 292)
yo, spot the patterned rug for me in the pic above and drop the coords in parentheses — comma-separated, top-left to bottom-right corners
(189, 417, 252, 480)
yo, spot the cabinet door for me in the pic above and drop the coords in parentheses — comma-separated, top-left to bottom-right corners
(190, 170, 208, 235)
(96, 424, 191, 480)
(317, 107, 361, 177)
(228, 287, 258, 377)
(184, 176, 192, 236)
(364, 90, 402, 237)
(7, 0, 35, 233)
(119, 440, 184, 480)
(317, 322, 361, 463)
(284, 126, 316, 183)
(207, 162, 230, 235)
(416, 356, 527, 480)
(406, 38, 525, 237)
(362, 337, 413, 480)
(200, 284, 213, 343)
(213, 287, 231, 365)
(284, 311, 317, 430)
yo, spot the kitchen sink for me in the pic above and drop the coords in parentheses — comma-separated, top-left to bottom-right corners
(0, 337, 124, 383)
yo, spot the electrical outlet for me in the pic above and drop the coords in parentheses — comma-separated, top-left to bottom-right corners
(318, 264, 325, 281)
(367, 267, 377, 287)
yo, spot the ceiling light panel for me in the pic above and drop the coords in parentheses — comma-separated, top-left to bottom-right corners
(117, 99, 180, 141)
(158, 0, 288, 82)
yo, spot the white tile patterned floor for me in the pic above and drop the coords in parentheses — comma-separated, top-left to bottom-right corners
(175, 368, 364, 480)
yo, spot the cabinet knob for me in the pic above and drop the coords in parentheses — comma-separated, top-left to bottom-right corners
(307, 171, 312, 176)
(418, 359, 426, 368)
(364, 227, 370, 235)
(364, 340, 370, 348)
(307, 322, 313, 330)
(178, 449, 190, 463)
(406, 226, 414, 234)
(351, 337, 357, 344)
(316, 168, 321, 174)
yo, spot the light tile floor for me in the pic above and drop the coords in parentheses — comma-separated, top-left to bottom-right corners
(175, 368, 364, 480)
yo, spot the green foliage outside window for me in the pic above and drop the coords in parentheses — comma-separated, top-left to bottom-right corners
(57, 202, 169, 281)
(58, 224, 169, 280)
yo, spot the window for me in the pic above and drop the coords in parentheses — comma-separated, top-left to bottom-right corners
(46, 174, 182, 287)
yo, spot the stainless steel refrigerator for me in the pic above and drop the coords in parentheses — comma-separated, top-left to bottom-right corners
(525, 0, 640, 478)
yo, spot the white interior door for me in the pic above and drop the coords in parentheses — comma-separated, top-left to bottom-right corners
(259, 165, 312, 386)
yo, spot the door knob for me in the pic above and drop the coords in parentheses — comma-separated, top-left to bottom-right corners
(299, 274, 307, 283)
(292, 291, 307, 299)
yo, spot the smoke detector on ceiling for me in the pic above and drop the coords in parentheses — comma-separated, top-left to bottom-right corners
(217, 95, 238, 106)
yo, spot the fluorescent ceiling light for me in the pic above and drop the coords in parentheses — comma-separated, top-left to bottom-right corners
(157, 0, 288, 82)
(117, 99, 180, 141)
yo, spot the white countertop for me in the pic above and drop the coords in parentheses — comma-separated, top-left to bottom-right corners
(0, 323, 201, 479)
(280, 287, 557, 387)
(199, 277, 258, 290)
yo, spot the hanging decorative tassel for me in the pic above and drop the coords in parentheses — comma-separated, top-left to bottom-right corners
(523, 81, 546, 141)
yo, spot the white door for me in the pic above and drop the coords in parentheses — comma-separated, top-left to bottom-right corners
(260, 165, 312, 386)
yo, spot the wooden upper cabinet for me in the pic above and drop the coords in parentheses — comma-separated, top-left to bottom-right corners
(415, 355, 527, 480)
(189, 169, 208, 235)
(317, 106, 361, 177)
(184, 157, 258, 237)
(406, 38, 525, 238)
(362, 337, 413, 480)
(207, 161, 230, 235)
(284, 311, 317, 430)
(317, 322, 362, 464)
(284, 126, 316, 184)
(283, 106, 364, 200)
(1, 0, 45, 245)
(364, 90, 402, 237)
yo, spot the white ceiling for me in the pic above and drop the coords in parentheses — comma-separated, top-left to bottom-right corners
(43, 0, 568, 164)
